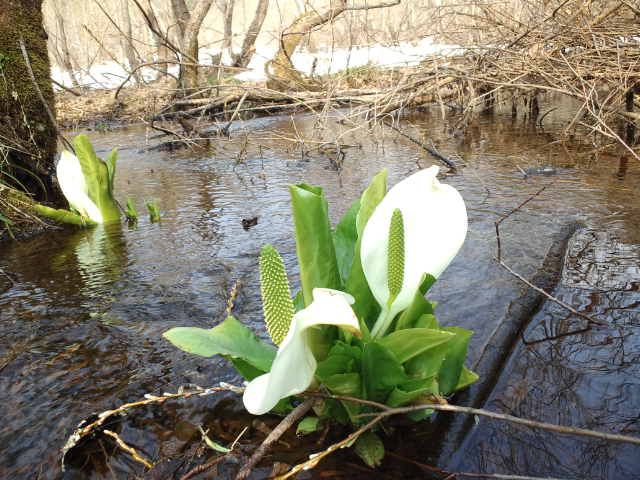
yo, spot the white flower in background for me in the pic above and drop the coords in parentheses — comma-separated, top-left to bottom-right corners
(56, 150, 103, 223)
(361, 166, 468, 338)
(243, 288, 361, 415)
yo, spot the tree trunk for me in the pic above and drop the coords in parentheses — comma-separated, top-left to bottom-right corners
(120, 0, 142, 84)
(221, 0, 235, 56)
(52, 0, 79, 87)
(267, 0, 349, 91)
(171, 0, 190, 44)
(0, 0, 60, 202)
(178, 0, 215, 92)
(266, 0, 400, 91)
(143, 0, 168, 78)
(232, 0, 268, 69)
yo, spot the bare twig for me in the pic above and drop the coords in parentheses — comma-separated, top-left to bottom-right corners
(103, 430, 154, 469)
(235, 398, 316, 480)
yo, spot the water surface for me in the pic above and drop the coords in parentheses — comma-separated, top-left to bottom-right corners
(1, 106, 639, 478)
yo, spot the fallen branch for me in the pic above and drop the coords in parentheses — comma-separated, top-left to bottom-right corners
(103, 429, 154, 469)
(235, 398, 316, 480)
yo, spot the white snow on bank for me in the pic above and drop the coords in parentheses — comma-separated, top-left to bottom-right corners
(52, 37, 461, 89)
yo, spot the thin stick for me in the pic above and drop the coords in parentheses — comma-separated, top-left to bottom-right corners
(275, 414, 384, 480)
(235, 398, 316, 480)
(18, 36, 73, 152)
(103, 430, 154, 469)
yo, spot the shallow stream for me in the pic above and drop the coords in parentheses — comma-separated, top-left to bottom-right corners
(1, 106, 639, 479)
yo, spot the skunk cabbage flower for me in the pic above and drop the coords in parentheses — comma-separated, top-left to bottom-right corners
(361, 166, 467, 337)
(243, 288, 361, 415)
(57, 150, 104, 223)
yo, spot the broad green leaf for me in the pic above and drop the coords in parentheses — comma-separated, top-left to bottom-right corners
(332, 199, 360, 284)
(316, 342, 361, 380)
(74, 135, 120, 222)
(414, 313, 438, 329)
(228, 358, 265, 381)
(323, 373, 363, 422)
(354, 431, 385, 468)
(377, 328, 453, 363)
(454, 366, 479, 391)
(355, 169, 387, 236)
(297, 417, 322, 435)
(292, 290, 305, 312)
(323, 372, 362, 395)
(33, 204, 92, 226)
(345, 170, 387, 325)
(163, 316, 275, 372)
(394, 274, 436, 331)
(362, 342, 407, 402)
(405, 342, 449, 380)
(289, 184, 342, 306)
(386, 376, 438, 407)
(438, 327, 473, 395)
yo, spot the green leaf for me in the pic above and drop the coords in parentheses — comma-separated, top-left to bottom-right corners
(333, 199, 360, 284)
(394, 274, 436, 331)
(33, 204, 92, 226)
(362, 342, 407, 402)
(228, 358, 265, 381)
(0, 212, 13, 226)
(104, 148, 117, 196)
(414, 314, 438, 329)
(146, 200, 161, 222)
(356, 169, 387, 236)
(259, 244, 295, 345)
(73, 135, 120, 222)
(404, 342, 449, 380)
(455, 366, 479, 391)
(163, 316, 276, 372)
(345, 170, 387, 325)
(297, 417, 322, 435)
(438, 327, 473, 395)
(292, 290, 305, 312)
(377, 328, 453, 363)
(124, 198, 138, 221)
(199, 426, 231, 453)
(386, 377, 439, 407)
(289, 184, 342, 306)
(354, 431, 385, 468)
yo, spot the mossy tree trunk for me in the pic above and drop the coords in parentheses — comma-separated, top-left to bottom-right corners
(0, 0, 60, 203)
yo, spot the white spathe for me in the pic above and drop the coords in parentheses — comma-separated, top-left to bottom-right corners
(361, 166, 467, 337)
(243, 288, 361, 415)
(56, 150, 103, 223)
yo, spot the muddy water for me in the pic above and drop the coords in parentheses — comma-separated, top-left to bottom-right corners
(0, 107, 639, 479)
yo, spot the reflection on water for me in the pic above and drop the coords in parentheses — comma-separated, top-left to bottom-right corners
(0, 107, 639, 479)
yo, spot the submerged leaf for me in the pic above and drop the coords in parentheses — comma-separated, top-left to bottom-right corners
(354, 431, 385, 468)
(260, 244, 295, 345)
(146, 200, 161, 222)
(297, 416, 322, 435)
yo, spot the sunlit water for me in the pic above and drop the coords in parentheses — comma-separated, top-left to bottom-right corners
(1, 106, 639, 479)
